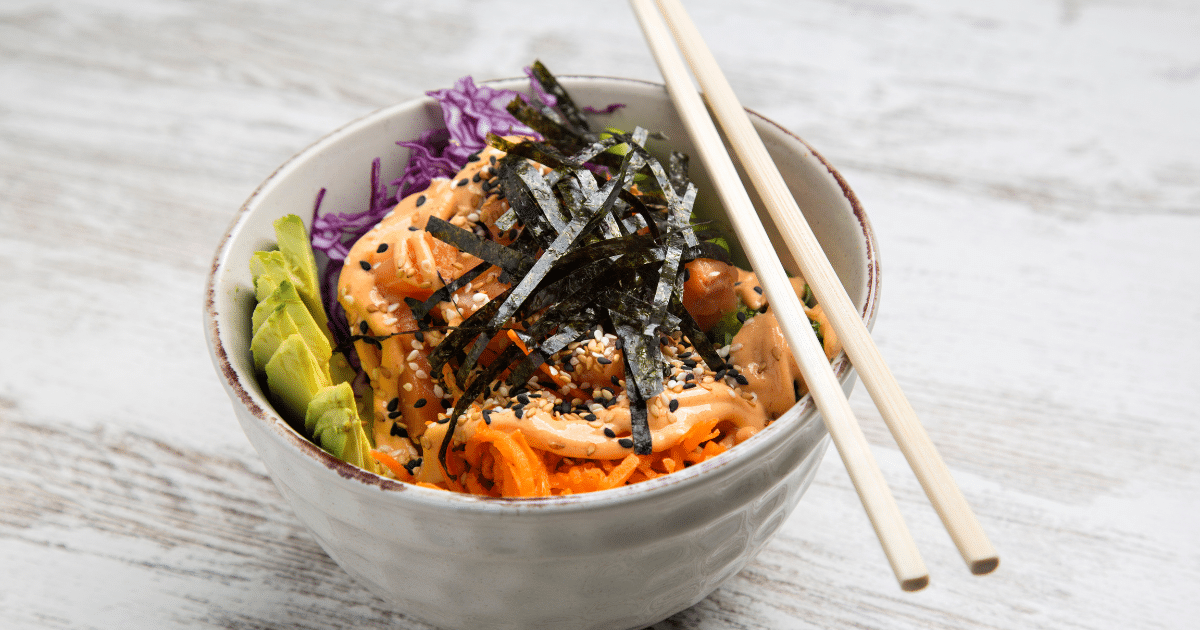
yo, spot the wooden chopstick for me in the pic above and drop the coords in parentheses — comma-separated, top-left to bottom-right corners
(629, 0, 929, 591)
(644, 0, 1000, 577)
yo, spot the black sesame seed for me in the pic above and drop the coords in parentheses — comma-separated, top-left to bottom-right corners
(408, 225, 419, 231)
(669, 399, 680, 412)
(618, 438, 634, 448)
(683, 382, 697, 390)
(482, 410, 493, 424)
(466, 152, 480, 162)
(390, 423, 408, 438)
(597, 356, 612, 365)
(736, 311, 747, 323)
(753, 285, 763, 295)
(514, 407, 524, 419)
(416, 195, 426, 206)
(603, 427, 617, 438)
(387, 397, 400, 412)
(489, 155, 497, 165)
(441, 399, 452, 409)
(436, 416, 450, 424)
(561, 362, 575, 373)
(735, 374, 749, 386)
(377, 243, 389, 253)
(585, 414, 598, 422)
(457, 178, 469, 187)
(413, 398, 427, 408)
(517, 393, 530, 405)
(359, 321, 369, 334)
(610, 375, 620, 386)
(388, 410, 402, 420)
(414, 330, 425, 342)
(472, 173, 481, 183)
(682, 359, 698, 369)
(359, 260, 372, 271)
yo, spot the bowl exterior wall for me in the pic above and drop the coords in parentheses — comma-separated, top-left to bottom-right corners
(228, 386, 832, 630)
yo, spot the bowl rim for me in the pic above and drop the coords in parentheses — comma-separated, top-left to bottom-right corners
(204, 74, 879, 515)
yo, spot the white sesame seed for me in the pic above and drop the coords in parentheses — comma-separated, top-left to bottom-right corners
(415, 369, 428, 380)
(407, 349, 420, 361)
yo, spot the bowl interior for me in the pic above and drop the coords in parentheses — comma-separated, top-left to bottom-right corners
(205, 75, 878, 510)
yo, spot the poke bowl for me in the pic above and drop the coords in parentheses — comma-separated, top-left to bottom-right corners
(204, 73, 880, 630)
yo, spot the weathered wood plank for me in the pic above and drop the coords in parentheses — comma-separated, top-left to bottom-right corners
(1, 0, 1198, 628)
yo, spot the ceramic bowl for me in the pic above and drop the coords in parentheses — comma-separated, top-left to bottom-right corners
(204, 76, 879, 630)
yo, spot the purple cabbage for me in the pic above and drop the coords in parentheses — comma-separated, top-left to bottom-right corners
(310, 74, 537, 352)
(309, 70, 621, 355)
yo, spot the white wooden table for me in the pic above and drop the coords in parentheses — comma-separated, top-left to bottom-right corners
(3, 1, 1197, 628)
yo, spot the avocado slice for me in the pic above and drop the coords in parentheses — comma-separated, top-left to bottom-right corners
(306, 382, 379, 473)
(250, 281, 333, 373)
(269, 214, 331, 343)
(265, 333, 331, 424)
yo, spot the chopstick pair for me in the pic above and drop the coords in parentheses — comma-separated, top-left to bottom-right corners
(629, 0, 998, 590)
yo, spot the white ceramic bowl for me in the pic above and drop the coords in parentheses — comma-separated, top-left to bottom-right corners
(204, 76, 879, 630)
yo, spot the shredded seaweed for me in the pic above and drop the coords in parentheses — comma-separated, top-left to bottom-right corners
(402, 67, 740, 464)
(528, 60, 594, 137)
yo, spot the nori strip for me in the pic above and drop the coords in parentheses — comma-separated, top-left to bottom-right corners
(529, 60, 593, 136)
(682, 238, 732, 265)
(505, 97, 589, 155)
(405, 260, 492, 320)
(489, 134, 583, 174)
(647, 179, 692, 328)
(611, 315, 658, 454)
(670, 295, 725, 372)
(667, 151, 690, 195)
(495, 157, 559, 248)
(425, 216, 534, 278)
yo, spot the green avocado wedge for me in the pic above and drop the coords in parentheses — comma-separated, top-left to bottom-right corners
(250, 215, 376, 475)
(306, 382, 379, 474)
(271, 214, 331, 343)
(250, 280, 333, 373)
(264, 333, 331, 426)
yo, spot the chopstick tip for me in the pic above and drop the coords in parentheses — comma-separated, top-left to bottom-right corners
(901, 575, 930, 592)
(970, 556, 1000, 576)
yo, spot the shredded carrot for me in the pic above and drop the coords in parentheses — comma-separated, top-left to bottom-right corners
(370, 450, 415, 483)
(465, 426, 550, 497)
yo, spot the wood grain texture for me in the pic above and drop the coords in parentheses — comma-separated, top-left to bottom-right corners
(2, 0, 1197, 628)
